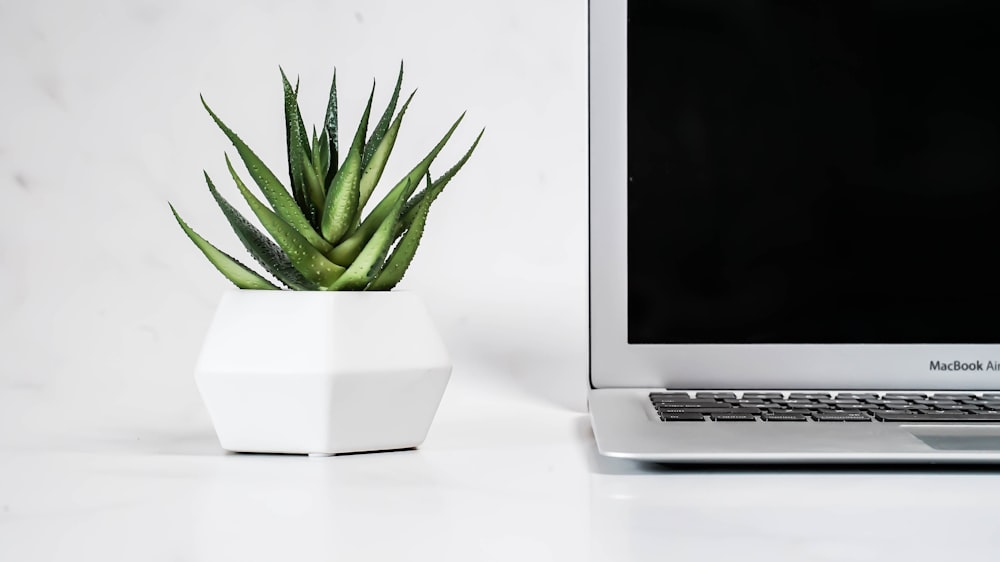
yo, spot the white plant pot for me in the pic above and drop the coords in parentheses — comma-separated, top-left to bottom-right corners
(194, 290, 452, 455)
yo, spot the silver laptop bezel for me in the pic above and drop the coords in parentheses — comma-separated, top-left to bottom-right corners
(588, 0, 1000, 391)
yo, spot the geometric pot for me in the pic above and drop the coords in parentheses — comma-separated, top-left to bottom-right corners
(194, 290, 452, 456)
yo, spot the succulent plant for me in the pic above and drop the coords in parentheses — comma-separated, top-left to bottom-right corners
(170, 63, 482, 291)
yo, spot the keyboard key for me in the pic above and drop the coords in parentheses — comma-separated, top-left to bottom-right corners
(649, 395, 700, 402)
(762, 414, 808, 422)
(696, 392, 737, 399)
(653, 400, 723, 408)
(812, 413, 873, 422)
(837, 393, 879, 400)
(915, 399, 957, 406)
(757, 403, 792, 410)
(659, 413, 705, 421)
(656, 406, 760, 414)
(710, 414, 757, 421)
(731, 398, 766, 405)
(651, 396, 717, 403)
(933, 393, 976, 400)
(703, 407, 763, 415)
(885, 393, 927, 399)
(743, 392, 784, 399)
(933, 404, 979, 411)
(789, 393, 831, 399)
(650, 392, 690, 399)
(799, 403, 833, 410)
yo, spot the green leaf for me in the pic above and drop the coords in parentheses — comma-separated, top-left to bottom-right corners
(310, 125, 321, 176)
(326, 112, 466, 265)
(358, 90, 415, 213)
(225, 154, 346, 288)
(202, 95, 332, 254)
(331, 181, 412, 290)
(321, 82, 374, 245)
(370, 128, 484, 290)
(323, 70, 340, 190)
(204, 172, 317, 290)
(399, 128, 484, 234)
(361, 61, 404, 170)
(170, 203, 278, 290)
(302, 125, 326, 216)
(281, 69, 316, 224)
(368, 187, 435, 291)
(317, 127, 331, 183)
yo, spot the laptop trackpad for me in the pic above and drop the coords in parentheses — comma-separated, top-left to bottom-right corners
(906, 426, 1000, 451)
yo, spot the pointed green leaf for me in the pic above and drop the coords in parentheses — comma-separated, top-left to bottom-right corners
(310, 126, 322, 177)
(321, 82, 374, 245)
(323, 70, 340, 189)
(331, 182, 411, 291)
(368, 188, 435, 291)
(170, 204, 278, 290)
(361, 61, 404, 169)
(380, 130, 482, 288)
(310, 127, 332, 214)
(358, 90, 415, 213)
(317, 128, 331, 182)
(400, 128, 484, 233)
(225, 154, 346, 288)
(327, 113, 466, 265)
(281, 69, 315, 223)
(204, 172, 317, 290)
(202, 96, 332, 254)
(302, 155, 325, 216)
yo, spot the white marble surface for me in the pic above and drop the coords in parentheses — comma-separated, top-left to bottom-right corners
(5, 373, 1000, 562)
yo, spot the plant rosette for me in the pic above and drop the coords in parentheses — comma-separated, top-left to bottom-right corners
(171, 63, 481, 455)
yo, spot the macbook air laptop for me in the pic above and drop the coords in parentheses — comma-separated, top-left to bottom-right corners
(588, 0, 1000, 462)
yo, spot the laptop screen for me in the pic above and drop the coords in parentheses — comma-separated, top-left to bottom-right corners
(628, 1, 1000, 345)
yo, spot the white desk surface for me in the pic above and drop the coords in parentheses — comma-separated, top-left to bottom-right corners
(3, 372, 1000, 562)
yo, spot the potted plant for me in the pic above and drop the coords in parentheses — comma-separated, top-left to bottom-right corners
(170, 63, 482, 456)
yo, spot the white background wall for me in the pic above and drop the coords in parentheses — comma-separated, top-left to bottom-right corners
(0, 0, 589, 440)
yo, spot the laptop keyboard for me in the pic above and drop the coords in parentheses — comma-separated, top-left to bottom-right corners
(650, 392, 1000, 422)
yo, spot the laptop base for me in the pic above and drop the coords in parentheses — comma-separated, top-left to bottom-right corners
(590, 389, 1000, 463)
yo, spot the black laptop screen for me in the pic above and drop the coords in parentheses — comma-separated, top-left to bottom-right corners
(628, 1, 1000, 344)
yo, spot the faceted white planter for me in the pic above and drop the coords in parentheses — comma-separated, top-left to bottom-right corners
(194, 290, 452, 456)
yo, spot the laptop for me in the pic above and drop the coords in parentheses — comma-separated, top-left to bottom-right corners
(588, 0, 1000, 463)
